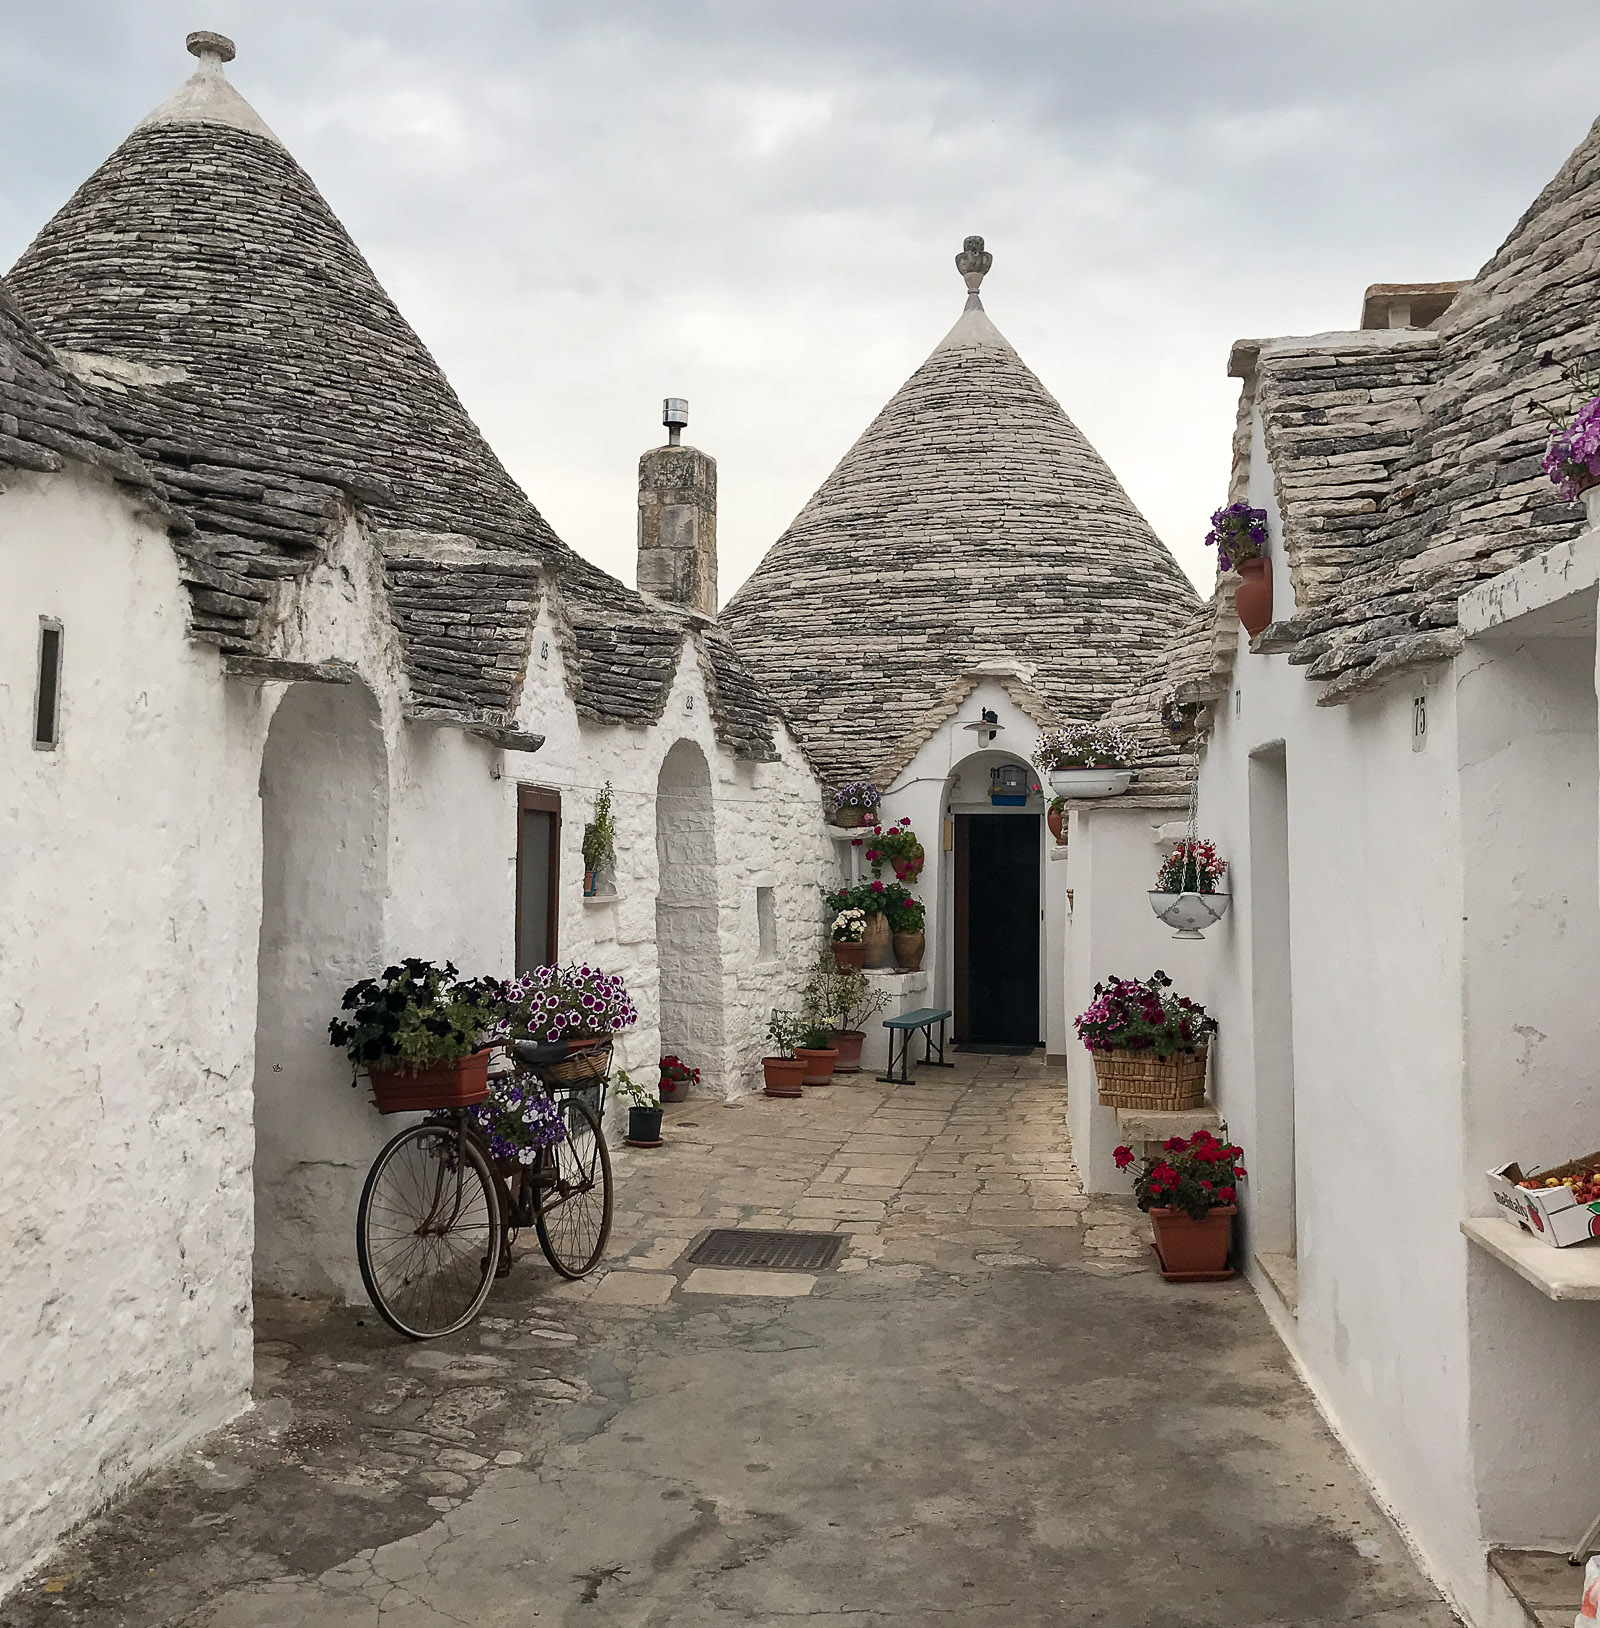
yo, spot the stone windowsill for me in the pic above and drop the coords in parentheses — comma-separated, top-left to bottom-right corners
(1255, 1250, 1299, 1316)
(582, 892, 621, 906)
(1461, 1215, 1600, 1301)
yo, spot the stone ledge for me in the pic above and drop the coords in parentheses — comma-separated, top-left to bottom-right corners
(1255, 1250, 1299, 1316)
(1114, 1105, 1220, 1144)
(1488, 1546, 1583, 1627)
(1461, 1216, 1600, 1301)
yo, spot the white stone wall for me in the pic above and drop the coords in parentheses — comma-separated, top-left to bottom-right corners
(0, 471, 260, 1593)
(1, 472, 829, 1596)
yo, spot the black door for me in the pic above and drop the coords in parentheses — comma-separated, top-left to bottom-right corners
(956, 814, 1041, 1044)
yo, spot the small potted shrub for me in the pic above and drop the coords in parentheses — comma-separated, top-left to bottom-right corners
(1115, 1129, 1246, 1280)
(1074, 970, 1216, 1112)
(1149, 838, 1231, 940)
(330, 959, 502, 1112)
(1205, 502, 1271, 636)
(831, 781, 881, 829)
(658, 1053, 699, 1103)
(794, 1022, 838, 1086)
(1033, 723, 1137, 800)
(801, 951, 888, 1074)
(762, 1010, 807, 1097)
(865, 818, 925, 884)
(883, 886, 926, 972)
(582, 781, 617, 897)
(830, 906, 868, 968)
(1047, 795, 1067, 846)
(615, 1069, 664, 1148)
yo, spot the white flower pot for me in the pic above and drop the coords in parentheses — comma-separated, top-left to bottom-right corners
(1048, 766, 1132, 799)
(1149, 890, 1231, 941)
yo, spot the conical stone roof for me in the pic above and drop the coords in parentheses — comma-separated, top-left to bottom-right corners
(721, 246, 1199, 789)
(5, 33, 780, 756)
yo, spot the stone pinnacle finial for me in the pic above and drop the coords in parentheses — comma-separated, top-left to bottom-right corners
(186, 30, 236, 64)
(955, 235, 992, 311)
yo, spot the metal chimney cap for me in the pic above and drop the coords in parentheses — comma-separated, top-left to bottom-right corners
(662, 398, 689, 427)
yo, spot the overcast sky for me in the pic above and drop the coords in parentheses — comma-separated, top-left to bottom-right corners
(5, 2, 1600, 597)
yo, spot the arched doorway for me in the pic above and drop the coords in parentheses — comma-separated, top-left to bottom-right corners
(945, 749, 1043, 1047)
(655, 739, 723, 1096)
(254, 680, 389, 1299)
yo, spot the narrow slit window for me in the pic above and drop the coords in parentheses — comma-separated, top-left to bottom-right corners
(33, 619, 62, 750)
(756, 886, 778, 959)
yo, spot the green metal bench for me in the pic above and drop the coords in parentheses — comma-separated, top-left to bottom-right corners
(878, 1007, 955, 1084)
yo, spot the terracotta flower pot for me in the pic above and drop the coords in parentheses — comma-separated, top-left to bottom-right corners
(860, 910, 892, 968)
(369, 1047, 492, 1114)
(830, 1030, 865, 1073)
(1149, 1205, 1235, 1280)
(1234, 557, 1272, 638)
(795, 1046, 838, 1085)
(892, 930, 925, 972)
(1047, 808, 1066, 846)
(762, 1056, 806, 1097)
(832, 940, 866, 969)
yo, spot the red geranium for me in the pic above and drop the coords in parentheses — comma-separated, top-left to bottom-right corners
(1121, 1130, 1246, 1219)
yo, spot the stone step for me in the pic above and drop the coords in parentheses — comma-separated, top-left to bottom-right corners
(1488, 1546, 1585, 1627)
(1114, 1105, 1221, 1146)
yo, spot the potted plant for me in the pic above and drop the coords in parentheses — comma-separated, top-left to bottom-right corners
(1047, 795, 1067, 846)
(825, 882, 892, 968)
(1033, 723, 1137, 800)
(794, 1022, 839, 1086)
(865, 817, 925, 884)
(830, 906, 868, 968)
(582, 781, 617, 897)
(442, 1069, 567, 1174)
(1074, 970, 1216, 1112)
(494, 962, 639, 1108)
(1114, 1128, 1246, 1280)
(801, 951, 888, 1074)
(329, 959, 503, 1112)
(1206, 502, 1272, 637)
(615, 1069, 664, 1148)
(830, 781, 881, 829)
(1149, 838, 1231, 940)
(762, 1010, 807, 1097)
(884, 886, 926, 972)
(1535, 351, 1600, 525)
(658, 1053, 699, 1103)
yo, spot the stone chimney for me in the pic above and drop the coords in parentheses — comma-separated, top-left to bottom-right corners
(637, 398, 717, 617)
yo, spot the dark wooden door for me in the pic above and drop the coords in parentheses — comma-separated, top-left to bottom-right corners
(954, 814, 1041, 1044)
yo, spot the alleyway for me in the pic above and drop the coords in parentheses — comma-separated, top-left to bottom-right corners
(12, 1058, 1454, 1626)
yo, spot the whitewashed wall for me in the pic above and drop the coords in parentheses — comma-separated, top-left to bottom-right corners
(0, 471, 260, 1594)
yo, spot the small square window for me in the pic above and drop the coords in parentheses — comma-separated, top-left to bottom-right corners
(756, 886, 777, 959)
(33, 618, 62, 750)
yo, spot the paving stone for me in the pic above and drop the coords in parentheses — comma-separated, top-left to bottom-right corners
(680, 1269, 818, 1298)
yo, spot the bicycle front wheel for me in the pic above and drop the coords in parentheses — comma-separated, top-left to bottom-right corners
(534, 1095, 614, 1278)
(357, 1123, 501, 1339)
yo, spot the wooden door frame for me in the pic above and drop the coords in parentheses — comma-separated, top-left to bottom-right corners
(515, 784, 562, 970)
(952, 814, 971, 1042)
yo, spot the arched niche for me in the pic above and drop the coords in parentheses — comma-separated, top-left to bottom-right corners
(655, 739, 724, 1095)
(253, 679, 389, 1299)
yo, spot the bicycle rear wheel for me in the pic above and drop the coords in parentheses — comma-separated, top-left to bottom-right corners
(534, 1095, 613, 1278)
(357, 1123, 501, 1339)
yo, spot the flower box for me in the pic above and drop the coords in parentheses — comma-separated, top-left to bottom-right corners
(1092, 1047, 1208, 1112)
(1487, 1152, 1600, 1249)
(369, 1047, 493, 1114)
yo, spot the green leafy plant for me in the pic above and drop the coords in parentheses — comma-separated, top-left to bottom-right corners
(879, 882, 924, 934)
(862, 818, 925, 882)
(582, 781, 617, 872)
(796, 1022, 834, 1051)
(613, 1067, 659, 1109)
(802, 951, 888, 1035)
(329, 960, 501, 1073)
(1114, 1127, 1246, 1219)
(765, 1009, 804, 1059)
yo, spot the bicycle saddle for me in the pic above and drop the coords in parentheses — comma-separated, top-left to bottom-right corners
(511, 1038, 572, 1065)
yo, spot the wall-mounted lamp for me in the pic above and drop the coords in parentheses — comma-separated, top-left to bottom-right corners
(962, 707, 1002, 743)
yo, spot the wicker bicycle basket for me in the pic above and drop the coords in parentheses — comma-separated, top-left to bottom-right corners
(1092, 1046, 1208, 1112)
(540, 1038, 613, 1087)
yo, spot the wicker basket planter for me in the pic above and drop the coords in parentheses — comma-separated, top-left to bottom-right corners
(1092, 1046, 1208, 1111)
(541, 1037, 612, 1087)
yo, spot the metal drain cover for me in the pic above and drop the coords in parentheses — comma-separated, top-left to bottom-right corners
(685, 1229, 845, 1273)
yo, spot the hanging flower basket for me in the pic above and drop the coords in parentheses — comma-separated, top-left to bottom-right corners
(1149, 892, 1231, 940)
(1034, 724, 1136, 800)
(1049, 766, 1133, 799)
(1149, 839, 1230, 940)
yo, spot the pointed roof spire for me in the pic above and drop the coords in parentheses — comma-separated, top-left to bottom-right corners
(136, 28, 279, 143)
(955, 234, 993, 311)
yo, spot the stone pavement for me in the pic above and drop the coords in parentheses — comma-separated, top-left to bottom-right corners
(9, 1054, 1457, 1626)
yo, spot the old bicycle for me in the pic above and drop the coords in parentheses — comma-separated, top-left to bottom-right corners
(354, 1037, 614, 1340)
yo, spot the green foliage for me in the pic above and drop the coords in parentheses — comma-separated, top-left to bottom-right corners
(797, 1022, 834, 1051)
(883, 886, 925, 933)
(329, 959, 500, 1072)
(765, 1009, 805, 1059)
(582, 781, 617, 871)
(613, 1067, 659, 1109)
(1115, 1127, 1246, 1220)
(802, 950, 888, 1034)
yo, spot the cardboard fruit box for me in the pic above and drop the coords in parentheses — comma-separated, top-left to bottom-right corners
(1487, 1151, 1600, 1248)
